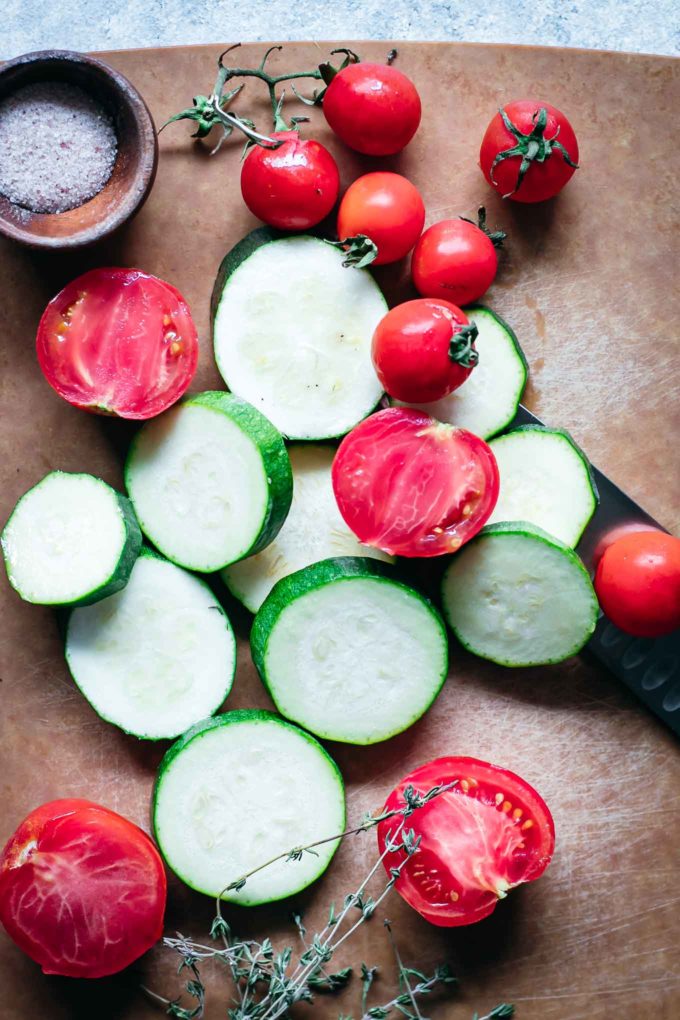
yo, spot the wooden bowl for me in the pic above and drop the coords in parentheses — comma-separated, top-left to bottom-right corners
(0, 50, 158, 248)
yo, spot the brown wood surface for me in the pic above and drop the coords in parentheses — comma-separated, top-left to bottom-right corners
(1, 41, 679, 1020)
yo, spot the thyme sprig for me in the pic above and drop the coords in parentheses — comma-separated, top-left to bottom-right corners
(146, 781, 514, 1020)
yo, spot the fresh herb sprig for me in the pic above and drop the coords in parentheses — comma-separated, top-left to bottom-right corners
(145, 781, 515, 1020)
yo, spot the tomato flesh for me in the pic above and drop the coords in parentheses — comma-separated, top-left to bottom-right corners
(371, 299, 475, 402)
(240, 130, 340, 230)
(412, 218, 498, 305)
(36, 268, 199, 420)
(323, 63, 421, 156)
(480, 100, 579, 203)
(594, 531, 680, 638)
(332, 407, 499, 557)
(337, 172, 425, 265)
(0, 799, 166, 978)
(377, 757, 555, 927)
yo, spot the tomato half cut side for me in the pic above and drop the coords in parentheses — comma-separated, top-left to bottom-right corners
(0, 799, 166, 978)
(377, 757, 555, 927)
(332, 407, 499, 557)
(36, 268, 199, 420)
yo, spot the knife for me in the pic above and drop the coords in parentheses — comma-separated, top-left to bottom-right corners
(511, 404, 680, 737)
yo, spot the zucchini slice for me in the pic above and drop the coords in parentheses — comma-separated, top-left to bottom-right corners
(398, 306, 527, 440)
(1, 471, 141, 606)
(66, 548, 236, 739)
(212, 229, 386, 439)
(222, 444, 393, 613)
(153, 710, 345, 905)
(125, 391, 292, 572)
(251, 557, 449, 745)
(488, 425, 598, 547)
(441, 522, 599, 667)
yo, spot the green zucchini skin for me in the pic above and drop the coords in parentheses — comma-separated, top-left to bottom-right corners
(441, 521, 599, 668)
(251, 557, 449, 744)
(186, 391, 293, 559)
(469, 305, 529, 432)
(1, 472, 142, 607)
(152, 709, 346, 903)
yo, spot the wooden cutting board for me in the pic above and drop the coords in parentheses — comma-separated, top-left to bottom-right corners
(1, 41, 679, 1020)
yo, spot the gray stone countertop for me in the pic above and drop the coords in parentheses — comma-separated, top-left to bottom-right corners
(3, 0, 678, 60)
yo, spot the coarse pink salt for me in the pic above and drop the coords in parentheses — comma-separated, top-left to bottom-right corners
(0, 81, 118, 214)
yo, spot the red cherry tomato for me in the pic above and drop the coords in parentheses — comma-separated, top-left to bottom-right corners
(377, 757, 555, 927)
(371, 299, 477, 403)
(480, 100, 579, 203)
(337, 173, 425, 266)
(332, 407, 499, 557)
(36, 268, 198, 420)
(594, 531, 680, 638)
(0, 799, 166, 978)
(323, 62, 421, 156)
(412, 213, 503, 305)
(240, 130, 340, 230)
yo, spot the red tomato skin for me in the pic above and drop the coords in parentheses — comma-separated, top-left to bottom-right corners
(36, 268, 199, 420)
(594, 531, 680, 638)
(412, 219, 498, 305)
(371, 299, 474, 402)
(480, 100, 579, 203)
(0, 799, 166, 978)
(377, 757, 555, 927)
(337, 172, 425, 265)
(332, 407, 499, 558)
(323, 63, 421, 156)
(240, 131, 340, 230)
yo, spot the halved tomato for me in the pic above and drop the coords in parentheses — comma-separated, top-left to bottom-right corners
(36, 268, 199, 419)
(332, 407, 499, 557)
(0, 799, 166, 978)
(377, 757, 555, 927)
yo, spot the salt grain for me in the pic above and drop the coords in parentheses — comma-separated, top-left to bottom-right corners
(0, 81, 118, 214)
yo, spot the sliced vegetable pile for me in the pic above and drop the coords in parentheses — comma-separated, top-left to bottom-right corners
(2, 41, 678, 1000)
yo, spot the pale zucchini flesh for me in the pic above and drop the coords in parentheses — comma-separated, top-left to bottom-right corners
(125, 392, 292, 572)
(222, 444, 392, 613)
(398, 306, 527, 440)
(488, 425, 598, 547)
(212, 232, 386, 440)
(441, 522, 598, 667)
(1, 471, 141, 606)
(153, 711, 345, 905)
(251, 558, 449, 744)
(66, 549, 236, 739)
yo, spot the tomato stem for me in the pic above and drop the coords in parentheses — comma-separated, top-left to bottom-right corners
(325, 234, 378, 269)
(490, 106, 579, 198)
(460, 206, 507, 249)
(449, 323, 479, 368)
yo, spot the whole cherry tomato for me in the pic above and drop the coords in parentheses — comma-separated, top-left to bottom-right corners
(322, 61, 421, 156)
(412, 209, 505, 305)
(480, 100, 579, 202)
(36, 268, 198, 420)
(594, 530, 680, 637)
(337, 172, 425, 265)
(241, 131, 340, 230)
(332, 407, 499, 557)
(0, 799, 166, 978)
(377, 757, 555, 926)
(371, 299, 478, 403)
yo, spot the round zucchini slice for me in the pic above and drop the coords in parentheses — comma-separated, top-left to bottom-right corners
(66, 548, 236, 739)
(1, 470, 141, 606)
(441, 522, 599, 667)
(212, 230, 386, 439)
(125, 391, 292, 572)
(153, 710, 345, 905)
(251, 557, 449, 744)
